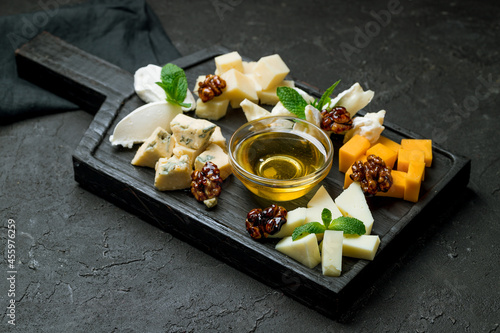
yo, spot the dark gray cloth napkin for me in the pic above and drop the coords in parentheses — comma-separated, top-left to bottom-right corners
(0, 0, 180, 124)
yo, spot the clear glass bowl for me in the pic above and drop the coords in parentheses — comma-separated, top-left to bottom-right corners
(229, 116, 334, 201)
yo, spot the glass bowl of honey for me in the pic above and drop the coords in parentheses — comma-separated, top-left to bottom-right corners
(229, 116, 334, 201)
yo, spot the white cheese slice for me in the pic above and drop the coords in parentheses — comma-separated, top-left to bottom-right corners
(342, 234, 380, 260)
(267, 207, 307, 239)
(109, 101, 182, 148)
(326, 82, 374, 117)
(133, 64, 195, 112)
(322, 230, 343, 277)
(334, 182, 374, 234)
(275, 234, 321, 269)
(343, 110, 386, 144)
(240, 98, 271, 122)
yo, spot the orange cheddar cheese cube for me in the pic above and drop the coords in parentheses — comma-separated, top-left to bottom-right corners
(404, 161, 426, 202)
(401, 139, 432, 167)
(397, 148, 425, 175)
(376, 170, 406, 199)
(344, 155, 367, 188)
(374, 136, 401, 154)
(366, 143, 398, 169)
(339, 135, 371, 173)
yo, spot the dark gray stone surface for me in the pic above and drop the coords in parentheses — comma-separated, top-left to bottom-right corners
(1, 0, 499, 332)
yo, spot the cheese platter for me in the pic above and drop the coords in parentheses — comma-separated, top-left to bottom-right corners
(16, 32, 471, 318)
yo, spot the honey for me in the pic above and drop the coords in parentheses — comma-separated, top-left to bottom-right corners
(235, 131, 327, 181)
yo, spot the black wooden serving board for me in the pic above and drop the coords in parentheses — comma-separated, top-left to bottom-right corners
(16, 32, 471, 319)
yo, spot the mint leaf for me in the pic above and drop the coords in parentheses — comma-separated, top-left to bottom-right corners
(156, 63, 191, 108)
(321, 208, 332, 229)
(276, 86, 308, 119)
(328, 216, 366, 236)
(291, 222, 326, 241)
(314, 80, 340, 110)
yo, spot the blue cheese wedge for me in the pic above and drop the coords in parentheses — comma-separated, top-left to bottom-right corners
(170, 114, 217, 150)
(131, 127, 174, 168)
(209, 126, 227, 152)
(194, 143, 232, 180)
(154, 155, 192, 191)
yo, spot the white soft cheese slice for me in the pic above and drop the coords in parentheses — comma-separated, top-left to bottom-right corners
(342, 234, 380, 260)
(267, 207, 307, 239)
(327, 82, 374, 117)
(322, 230, 343, 277)
(334, 182, 374, 234)
(133, 64, 195, 111)
(343, 110, 386, 144)
(275, 234, 321, 269)
(240, 98, 271, 122)
(109, 101, 182, 148)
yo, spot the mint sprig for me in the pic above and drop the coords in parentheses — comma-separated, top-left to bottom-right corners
(311, 80, 340, 110)
(291, 208, 366, 241)
(156, 63, 191, 108)
(276, 86, 308, 119)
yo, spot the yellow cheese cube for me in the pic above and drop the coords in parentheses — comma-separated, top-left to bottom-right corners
(220, 69, 259, 108)
(257, 80, 295, 105)
(195, 97, 229, 121)
(342, 234, 380, 260)
(401, 139, 433, 167)
(194, 143, 232, 180)
(154, 155, 192, 191)
(209, 126, 227, 152)
(404, 161, 426, 202)
(131, 127, 174, 168)
(366, 143, 398, 169)
(214, 51, 244, 75)
(242, 61, 257, 74)
(252, 54, 290, 90)
(344, 155, 367, 189)
(339, 134, 371, 173)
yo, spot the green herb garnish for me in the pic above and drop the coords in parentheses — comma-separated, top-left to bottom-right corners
(291, 208, 366, 241)
(276, 80, 341, 118)
(311, 80, 341, 110)
(156, 63, 191, 108)
(276, 86, 308, 119)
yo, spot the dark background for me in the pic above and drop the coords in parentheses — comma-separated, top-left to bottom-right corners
(1, 0, 499, 331)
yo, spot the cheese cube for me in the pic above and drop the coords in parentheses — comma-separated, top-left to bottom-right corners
(335, 182, 374, 234)
(195, 97, 229, 121)
(342, 234, 380, 260)
(240, 98, 271, 122)
(376, 170, 406, 199)
(209, 126, 227, 152)
(404, 161, 425, 202)
(252, 54, 290, 90)
(131, 127, 174, 168)
(193, 75, 206, 95)
(275, 234, 321, 269)
(267, 207, 307, 239)
(220, 69, 259, 108)
(170, 114, 216, 150)
(172, 140, 206, 167)
(397, 148, 425, 178)
(194, 143, 232, 180)
(339, 134, 371, 173)
(374, 135, 401, 154)
(214, 51, 244, 75)
(401, 139, 433, 167)
(257, 80, 295, 105)
(154, 155, 192, 191)
(242, 61, 257, 74)
(322, 230, 343, 277)
(366, 143, 398, 169)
